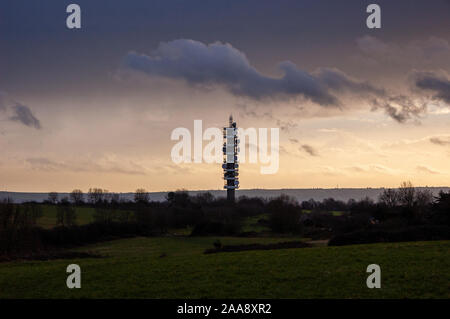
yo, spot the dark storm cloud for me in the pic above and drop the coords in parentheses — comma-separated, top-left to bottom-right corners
(301, 144, 319, 157)
(9, 104, 41, 129)
(124, 39, 393, 106)
(314, 67, 428, 122)
(314, 68, 385, 96)
(413, 71, 450, 104)
(125, 39, 430, 123)
(1, 0, 449, 97)
(125, 39, 342, 106)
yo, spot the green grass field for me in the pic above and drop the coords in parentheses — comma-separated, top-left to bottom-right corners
(0, 237, 448, 299)
(241, 213, 270, 232)
(302, 209, 346, 216)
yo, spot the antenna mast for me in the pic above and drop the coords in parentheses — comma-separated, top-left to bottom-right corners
(223, 115, 239, 201)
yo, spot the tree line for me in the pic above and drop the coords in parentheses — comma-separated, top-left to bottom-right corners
(1, 182, 449, 258)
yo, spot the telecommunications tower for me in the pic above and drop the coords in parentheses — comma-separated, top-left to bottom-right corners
(223, 115, 239, 201)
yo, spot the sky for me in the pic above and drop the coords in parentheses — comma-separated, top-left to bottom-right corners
(0, 0, 450, 192)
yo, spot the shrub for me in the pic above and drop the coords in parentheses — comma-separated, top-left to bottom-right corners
(267, 195, 302, 234)
(38, 222, 158, 248)
(0, 200, 44, 255)
(329, 225, 450, 246)
(213, 239, 222, 249)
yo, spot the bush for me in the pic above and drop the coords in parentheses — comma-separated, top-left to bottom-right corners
(329, 225, 450, 246)
(267, 195, 302, 234)
(0, 201, 44, 255)
(213, 239, 222, 249)
(38, 222, 158, 248)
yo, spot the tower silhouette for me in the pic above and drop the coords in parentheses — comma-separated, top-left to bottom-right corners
(223, 115, 239, 201)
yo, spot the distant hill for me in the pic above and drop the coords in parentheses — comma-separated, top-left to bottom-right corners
(1, 187, 449, 203)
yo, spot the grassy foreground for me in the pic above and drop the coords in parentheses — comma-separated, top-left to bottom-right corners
(0, 238, 448, 299)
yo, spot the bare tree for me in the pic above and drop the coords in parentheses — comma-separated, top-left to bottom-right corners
(22, 203, 43, 226)
(193, 192, 214, 204)
(398, 181, 415, 208)
(56, 197, 76, 227)
(87, 188, 107, 204)
(110, 193, 121, 205)
(0, 198, 14, 231)
(378, 188, 399, 208)
(48, 192, 59, 204)
(415, 189, 434, 208)
(134, 188, 150, 204)
(70, 189, 84, 204)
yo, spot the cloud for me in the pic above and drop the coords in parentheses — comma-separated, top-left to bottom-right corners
(356, 35, 450, 68)
(0, 92, 41, 129)
(26, 157, 147, 175)
(0, 92, 6, 112)
(345, 166, 368, 173)
(430, 136, 450, 146)
(288, 139, 318, 156)
(276, 119, 299, 132)
(356, 36, 391, 56)
(26, 158, 67, 171)
(342, 164, 402, 176)
(416, 165, 440, 175)
(422, 36, 450, 58)
(314, 67, 384, 96)
(301, 144, 319, 156)
(355, 36, 450, 121)
(124, 39, 429, 124)
(412, 71, 450, 104)
(370, 95, 427, 124)
(9, 104, 41, 129)
(124, 39, 342, 106)
(371, 164, 399, 175)
(344, 164, 401, 175)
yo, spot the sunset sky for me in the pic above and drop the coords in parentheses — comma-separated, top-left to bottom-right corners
(1, 0, 450, 192)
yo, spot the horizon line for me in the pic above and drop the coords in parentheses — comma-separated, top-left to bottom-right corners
(1, 185, 450, 194)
